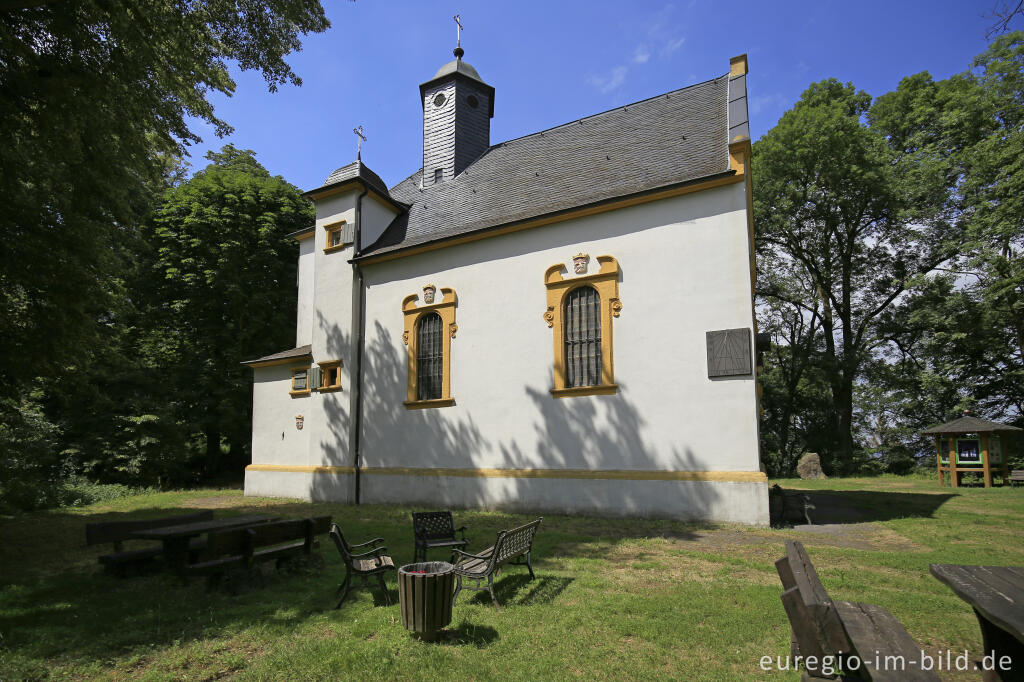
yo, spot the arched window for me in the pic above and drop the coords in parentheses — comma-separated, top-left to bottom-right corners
(564, 286, 602, 387)
(402, 287, 457, 409)
(543, 255, 621, 397)
(416, 312, 443, 400)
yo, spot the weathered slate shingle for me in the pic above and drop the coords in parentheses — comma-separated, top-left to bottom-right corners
(314, 161, 392, 199)
(360, 74, 730, 258)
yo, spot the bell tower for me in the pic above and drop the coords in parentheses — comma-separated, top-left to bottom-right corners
(419, 26, 494, 187)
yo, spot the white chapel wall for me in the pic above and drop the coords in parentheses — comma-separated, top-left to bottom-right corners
(295, 236, 314, 346)
(357, 183, 760, 482)
(361, 195, 399, 251)
(249, 365, 311, 468)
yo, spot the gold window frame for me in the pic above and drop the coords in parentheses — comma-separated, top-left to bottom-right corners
(324, 220, 346, 253)
(402, 287, 457, 409)
(289, 365, 312, 397)
(318, 360, 342, 392)
(543, 255, 621, 398)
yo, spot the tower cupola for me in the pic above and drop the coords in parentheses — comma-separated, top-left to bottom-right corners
(419, 42, 494, 187)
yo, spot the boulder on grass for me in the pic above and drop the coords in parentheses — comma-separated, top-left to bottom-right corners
(797, 452, 827, 480)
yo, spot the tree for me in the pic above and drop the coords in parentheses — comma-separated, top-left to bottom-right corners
(869, 33, 1024, 426)
(756, 235, 830, 476)
(860, 274, 1020, 472)
(986, 1, 1024, 38)
(0, 0, 328, 396)
(139, 145, 311, 470)
(959, 34, 1024, 379)
(753, 80, 954, 472)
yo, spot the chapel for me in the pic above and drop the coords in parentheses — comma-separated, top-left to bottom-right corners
(242, 42, 769, 525)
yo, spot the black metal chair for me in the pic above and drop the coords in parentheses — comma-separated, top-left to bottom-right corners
(330, 523, 395, 608)
(411, 511, 468, 562)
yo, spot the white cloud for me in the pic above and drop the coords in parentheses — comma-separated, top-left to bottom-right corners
(647, 4, 676, 36)
(632, 44, 651, 64)
(588, 66, 628, 94)
(661, 36, 685, 57)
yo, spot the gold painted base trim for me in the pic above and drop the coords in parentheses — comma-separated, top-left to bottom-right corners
(403, 398, 456, 410)
(550, 384, 618, 398)
(246, 464, 355, 474)
(289, 389, 311, 398)
(362, 466, 766, 483)
(244, 464, 766, 483)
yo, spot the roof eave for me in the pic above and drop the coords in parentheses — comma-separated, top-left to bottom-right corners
(241, 345, 313, 368)
(285, 226, 315, 241)
(303, 178, 407, 210)
(353, 169, 740, 265)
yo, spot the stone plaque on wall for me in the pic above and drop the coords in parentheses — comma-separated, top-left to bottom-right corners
(706, 328, 752, 378)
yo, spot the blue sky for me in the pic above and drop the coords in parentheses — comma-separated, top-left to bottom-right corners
(185, 0, 1006, 191)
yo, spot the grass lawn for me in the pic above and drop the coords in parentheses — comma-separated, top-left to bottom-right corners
(1, 477, 1022, 680)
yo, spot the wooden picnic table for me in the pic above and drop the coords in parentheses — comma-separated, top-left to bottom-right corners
(930, 564, 1024, 682)
(131, 514, 279, 575)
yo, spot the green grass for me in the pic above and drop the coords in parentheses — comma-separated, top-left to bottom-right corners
(1, 479, 1022, 680)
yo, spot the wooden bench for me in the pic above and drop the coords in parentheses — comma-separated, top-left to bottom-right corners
(776, 540, 937, 680)
(1011, 470, 1024, 488)
(412, 510, 468, 562)
(452, 517, 541, 607)
(85, 510, 213, 574)
(188, 516, 332, 578)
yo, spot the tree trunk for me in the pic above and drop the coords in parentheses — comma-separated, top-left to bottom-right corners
(204, 428, 220, 477)
(835, 376, 855, 473)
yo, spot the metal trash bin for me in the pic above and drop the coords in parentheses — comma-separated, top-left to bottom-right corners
(398, 561, 455, 640)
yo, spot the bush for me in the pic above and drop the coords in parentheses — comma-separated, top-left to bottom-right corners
(57, 477, 148, 507)
(0, 396, 66, 513)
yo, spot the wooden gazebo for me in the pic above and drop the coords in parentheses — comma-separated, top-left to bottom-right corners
(923, 415, 1021, 487)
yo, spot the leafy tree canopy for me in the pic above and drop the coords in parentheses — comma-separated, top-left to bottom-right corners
(757, 34, 1024, 474)
(0, 0, 328, 394)
(139, 144, 312, 468)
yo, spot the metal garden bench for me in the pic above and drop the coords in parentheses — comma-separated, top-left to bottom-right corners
(452, 517, 542, 608)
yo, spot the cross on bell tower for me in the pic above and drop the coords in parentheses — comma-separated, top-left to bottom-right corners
(353, 125, 366, 161)
(454, 15, 463, 59)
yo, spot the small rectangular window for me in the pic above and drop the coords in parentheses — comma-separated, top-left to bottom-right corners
(318, 360, 342, 392)
(434, 168, 443, 184)
(290, 367, 311, 396)
(324, 221, 346, 252)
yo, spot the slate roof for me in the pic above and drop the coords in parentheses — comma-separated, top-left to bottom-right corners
(359, 74, 731, 259)
(921, 416, 1023, 434)
(310, 161, 392, 200)
(429, 58, 487, 85)
(241, 344, 312, 366)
